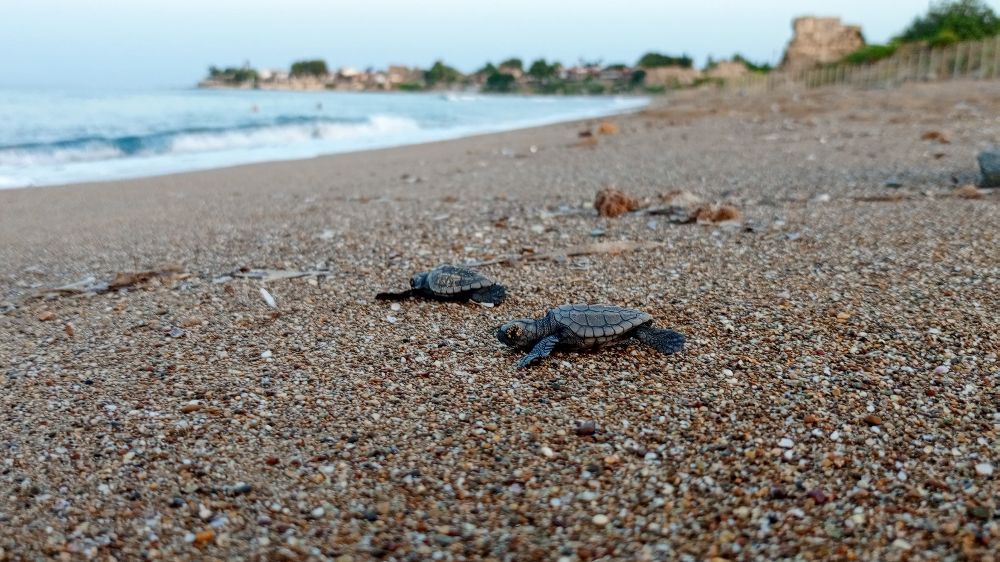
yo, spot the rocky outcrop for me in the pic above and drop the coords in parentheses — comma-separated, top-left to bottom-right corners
(643, 66, 703, 87)
(781, 17, 865, 72)
(706, 61, 750, 80)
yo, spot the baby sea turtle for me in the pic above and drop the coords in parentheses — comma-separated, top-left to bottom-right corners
(375, 264, 507, 305)
(497, 304, 684, 367)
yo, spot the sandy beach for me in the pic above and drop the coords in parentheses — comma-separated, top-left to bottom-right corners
(1, 81, 998, 560)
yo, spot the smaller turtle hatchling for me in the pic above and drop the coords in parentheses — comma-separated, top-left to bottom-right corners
(497, 304, 684, 367)
(375, 264, 507, 305)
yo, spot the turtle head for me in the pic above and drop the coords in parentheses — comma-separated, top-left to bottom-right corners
(410, 271, 429, 290)
(496, 319, 538, 349)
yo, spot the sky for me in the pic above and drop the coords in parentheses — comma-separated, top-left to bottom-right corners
(2, 0, 998, 88)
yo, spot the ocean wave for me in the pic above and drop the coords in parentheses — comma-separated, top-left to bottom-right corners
(0, 115, 420, 167)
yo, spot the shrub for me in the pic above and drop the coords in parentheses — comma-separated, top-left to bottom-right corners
(732, 54, 773, 73)
(636, 52, 693, 69)
(397, 82, 424, 92)
(897, 0, 1000, 43)
(843, 43, 899, 64)
(290, 59, 328, 77)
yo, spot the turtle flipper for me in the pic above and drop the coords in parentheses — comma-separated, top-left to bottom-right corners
(375, 289, 420, 301)
(470, 284, 507, 305)
(634, 326, 684, 354)
(516, 335, 560, 368)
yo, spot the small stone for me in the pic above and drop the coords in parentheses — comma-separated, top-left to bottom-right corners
(891, 539, 912, 550)
(63, 323, 75, 337)
(575, 421, 597, 436)
(933, 365, 949, 375)
(978, 148, 1000, 187)
(778, 438, 794, 449)
(168, 327, 185, 338)
(169, 497, 185, 508)
(540, 446, 555, 458)
(974, 463, 994, 476)
(229, 483, 253, 496)
(803, 414, 819, 425)
(310, 507, 325, 519)
(969, 505, 991, 520)
(863, 414, 882, 426)
(181, 403, 203, 414)
(591, 514, 610, 526)
(807, 488, 830, 504)
(37, 310, 56, 321)
(264, 457, 280, 466)
(193, 529, 215, 546)
(260, 350, 272, 359)
(835, 312, 850, 322)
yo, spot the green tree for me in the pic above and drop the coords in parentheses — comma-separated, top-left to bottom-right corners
(527, 58, 558, 80)
(630, 69, 647, 86)
(897, 0, 1000, 43)
(424, 60, 462, 85)
(476, 62, 498, 75)
(290, 59, 329, 77)
(483, 72, 516, 92)
(636, 52, 693, 69)
(498, 58, 523, 71)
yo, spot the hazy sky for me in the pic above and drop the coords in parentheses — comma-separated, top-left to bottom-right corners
(3, 0, 997, 88)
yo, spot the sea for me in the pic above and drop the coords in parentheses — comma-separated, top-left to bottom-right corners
(0, 88, 647, 189)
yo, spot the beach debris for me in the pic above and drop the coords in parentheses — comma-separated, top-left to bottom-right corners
(658, 189, 703, 207)
(920, 130, 950, 144)
(259, 288, 278, 308)
(107, 266, 188, 291)
(590, 227, 606, 237)
(467, 240, 659, 267)
(578, 129, 593, 138)
(978, 148, 1000, 187)
(32, 266, 188, 299)
(883, 177, 904, 188)
(594, 187, 643, 217)
(401, 174, 424, 184)
(231, 269, 331, 282)
(597, 121, 619, 135)
(692, 203, 741, 224)
(375, 264, 506, 305)
(953, 185, 984, 199)
(852, 193, 910, 203)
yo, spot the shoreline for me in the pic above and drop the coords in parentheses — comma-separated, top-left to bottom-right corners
(1, 81, 997, 560)
(0, 91, 649, 191)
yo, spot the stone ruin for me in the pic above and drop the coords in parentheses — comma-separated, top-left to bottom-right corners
(781, 17, 865, 72)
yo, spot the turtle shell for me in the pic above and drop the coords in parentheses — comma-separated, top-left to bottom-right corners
(550, 304, 652, 344)
(426, 265, 494, 296)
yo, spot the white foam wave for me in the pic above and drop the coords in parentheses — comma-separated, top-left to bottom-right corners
(169, 115, 420, 153)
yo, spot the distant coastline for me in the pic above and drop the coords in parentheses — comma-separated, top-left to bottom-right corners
(198, 53, 768, 96)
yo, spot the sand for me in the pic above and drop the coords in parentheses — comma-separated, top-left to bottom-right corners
(0, 81, 998, 560)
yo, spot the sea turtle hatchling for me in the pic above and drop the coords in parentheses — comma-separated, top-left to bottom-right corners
(375, 264, 507, 305)
(497, 304, 684, 367)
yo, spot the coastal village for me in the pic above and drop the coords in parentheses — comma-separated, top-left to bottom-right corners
(199, 16, 865, 93)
